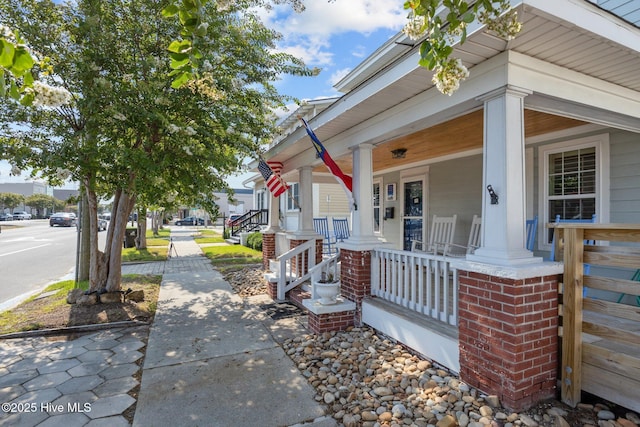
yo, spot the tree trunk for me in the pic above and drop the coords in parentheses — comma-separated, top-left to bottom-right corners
(136, 207, 147, 249)
(79, 193, 91, 281)
(103, 189, 136, 292)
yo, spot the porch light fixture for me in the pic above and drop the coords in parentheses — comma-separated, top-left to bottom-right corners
(391, 148, 407, 159)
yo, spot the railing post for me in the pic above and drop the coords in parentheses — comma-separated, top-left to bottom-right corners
(561, 227, 584, 407)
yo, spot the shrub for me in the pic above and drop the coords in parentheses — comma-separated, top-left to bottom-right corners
(246, 232, 262, 251)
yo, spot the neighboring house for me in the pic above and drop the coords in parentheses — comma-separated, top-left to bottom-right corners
(254, 1, 640, 413)
(177, 188, 255, 222)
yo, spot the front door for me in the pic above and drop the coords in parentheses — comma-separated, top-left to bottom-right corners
(402, 177, 425, 250)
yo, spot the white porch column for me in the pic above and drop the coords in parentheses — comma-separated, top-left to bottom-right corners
(341, 143, 380, 249)
(266, 191, 281, 232)
(295, 165, 316, 238)
(468, 86, 541, 265)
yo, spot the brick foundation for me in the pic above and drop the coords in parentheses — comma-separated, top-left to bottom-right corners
(457, 270, 560, 411)
(307, 310, 355, 333)
(337, 248, 371, 325)
(262, 232, 275, 271)
(267, 280, 277, 300)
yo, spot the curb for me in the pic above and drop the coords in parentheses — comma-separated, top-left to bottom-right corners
(0, 320, 149, 340)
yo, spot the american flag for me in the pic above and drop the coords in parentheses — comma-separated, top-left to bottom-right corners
(258, 159, 289, 197)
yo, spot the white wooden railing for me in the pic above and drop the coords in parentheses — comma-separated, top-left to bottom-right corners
(276, 239, 317, 300)
(371, 248, 459, 327)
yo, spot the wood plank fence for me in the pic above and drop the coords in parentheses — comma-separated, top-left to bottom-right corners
(555, 223, 640, 412)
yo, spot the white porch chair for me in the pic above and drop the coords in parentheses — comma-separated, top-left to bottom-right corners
(447, 215, 481, 257)
(411, 214, 457, 256)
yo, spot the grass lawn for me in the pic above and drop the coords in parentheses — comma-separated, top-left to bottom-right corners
(201, 244, 262, 267)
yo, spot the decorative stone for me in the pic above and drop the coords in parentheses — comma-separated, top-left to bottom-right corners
(125, 290, 144, 302)
(66, 289, 84, 304)
(485, 395, 500, 408)
(436, 414, 457, 427)
(598, 410, 616, 420)
(100, 292, 123, 304)
(77, 294, 99, 305)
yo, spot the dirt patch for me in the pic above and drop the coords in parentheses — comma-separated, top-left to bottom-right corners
(0, 275, 161, 335)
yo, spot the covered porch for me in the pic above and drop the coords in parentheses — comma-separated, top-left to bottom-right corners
(256, 0, 640, 412)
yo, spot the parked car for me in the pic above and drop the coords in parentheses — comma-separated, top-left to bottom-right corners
(226, 214, 242, 227)
(175, 216, 204, 226)
(49, 212, 77, 227)
(12, 211, 32, 220)
(0, 213, 14, 221)
(98, 217, 108, 231)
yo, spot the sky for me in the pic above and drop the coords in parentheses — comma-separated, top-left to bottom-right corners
(0, 0, 408, 189)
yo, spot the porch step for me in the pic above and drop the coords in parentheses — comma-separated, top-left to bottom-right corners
(225, 237, 240, 245)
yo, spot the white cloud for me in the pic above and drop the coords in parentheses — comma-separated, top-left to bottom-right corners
(259, 0, 406, 66)
(329, 67, 351, 86)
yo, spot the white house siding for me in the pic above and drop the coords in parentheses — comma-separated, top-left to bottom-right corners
(609, 129, 640, 223)
(428, 156, 483, 248)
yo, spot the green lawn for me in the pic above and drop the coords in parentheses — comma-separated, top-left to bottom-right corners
(201, 244, 262, 266)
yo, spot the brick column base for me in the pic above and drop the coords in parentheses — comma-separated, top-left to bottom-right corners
(267, 280, 277, 300)
(307, 310, 355, 333)
(458, 270, 560, 411)
(262, 232, 275, 271)
(338, 248, 371, 325)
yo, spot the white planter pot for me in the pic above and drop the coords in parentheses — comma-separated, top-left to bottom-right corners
(314, 280, 340, 305)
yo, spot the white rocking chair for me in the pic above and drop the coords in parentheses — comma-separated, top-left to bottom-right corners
(411, 214, 457, 256)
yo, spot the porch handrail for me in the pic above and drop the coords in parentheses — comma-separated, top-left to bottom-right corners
(276, 239, 317, 300)
(371, 247, 458, 327)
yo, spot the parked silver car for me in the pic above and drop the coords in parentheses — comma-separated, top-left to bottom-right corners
(12, 211, 32, 220)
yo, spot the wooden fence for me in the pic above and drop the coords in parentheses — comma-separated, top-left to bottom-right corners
(555, 223, 640, 412)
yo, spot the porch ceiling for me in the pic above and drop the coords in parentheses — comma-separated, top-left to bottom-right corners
(315, 109, 588, 175)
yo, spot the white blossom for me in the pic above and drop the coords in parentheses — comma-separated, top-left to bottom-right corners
(183, 146, 193, 155)
(184, 126, 197, 136)
(113, 113, 127, 121)
(31, 81, 72, 108)
(167, 124, 180, 134)
(403, 13, 426, 41)
(432, 58, 469, 96)
(55, 168, 71, 181)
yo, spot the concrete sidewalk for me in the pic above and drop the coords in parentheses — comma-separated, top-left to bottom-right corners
(133, 229, 335, 427)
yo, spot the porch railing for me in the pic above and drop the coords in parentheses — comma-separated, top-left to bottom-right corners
(275, 239, 317, 300)
(371, 248, 458, 327)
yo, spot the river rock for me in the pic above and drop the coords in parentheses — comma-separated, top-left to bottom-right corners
(100, 292, 122, 303)
(125, 289, 144, 302)
(66, 288, 84, 304)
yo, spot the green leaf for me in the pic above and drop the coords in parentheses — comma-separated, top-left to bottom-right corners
(170, 56, 190, 70)
(161, 4, 180, 17)
(12, 48, 34, 74)
(171, 71, 191, 88)
(23, 70, 34, 86)
(19, 91, 34, 106)
(9, 79, 19, 99)
(167, 39, 191, 53)
(0, 69, 5, 97)
(0, 39, 16, 68)
(194, 23, 208, 37)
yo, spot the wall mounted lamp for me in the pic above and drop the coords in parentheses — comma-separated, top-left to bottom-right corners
(391, 148, 407, 159)
(487, 185, 499, 205)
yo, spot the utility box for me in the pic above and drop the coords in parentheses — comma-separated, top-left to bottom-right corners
(124, 228, 137, 248)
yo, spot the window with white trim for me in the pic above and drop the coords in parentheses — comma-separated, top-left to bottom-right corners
(373, 180, 381, 234)
(286, 183, 299, 211)
(540, 134, 609, 246)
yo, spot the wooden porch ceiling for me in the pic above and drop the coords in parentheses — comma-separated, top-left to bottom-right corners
(316, 109, 587, 175)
